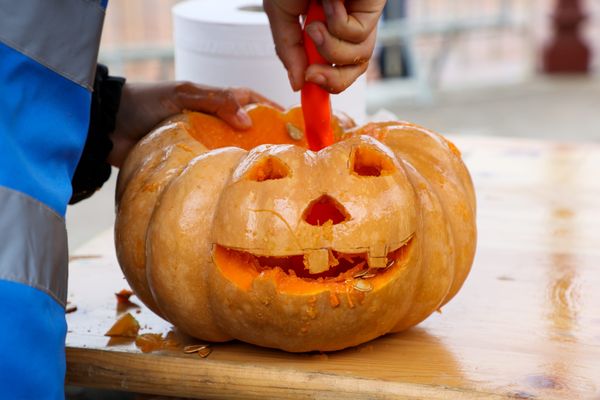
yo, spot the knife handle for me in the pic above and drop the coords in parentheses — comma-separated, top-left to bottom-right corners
(301, 0, 333, 151)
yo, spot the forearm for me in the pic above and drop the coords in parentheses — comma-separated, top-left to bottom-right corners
(72, 69, 279, 202)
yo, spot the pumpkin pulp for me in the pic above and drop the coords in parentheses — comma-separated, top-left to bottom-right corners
(186, 105, 348, 151)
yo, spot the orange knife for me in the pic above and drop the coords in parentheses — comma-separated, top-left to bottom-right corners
(301, 0, 333, 151)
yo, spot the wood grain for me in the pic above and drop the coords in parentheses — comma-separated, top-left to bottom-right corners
(66, 136, 600, 399)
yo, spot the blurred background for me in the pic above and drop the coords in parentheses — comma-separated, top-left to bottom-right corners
(66, 1, 598, 398)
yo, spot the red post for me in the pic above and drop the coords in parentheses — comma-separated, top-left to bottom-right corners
(542, 0, 591, 73)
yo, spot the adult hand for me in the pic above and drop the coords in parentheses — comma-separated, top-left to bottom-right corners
(264, 0, 386, 94)
(107, 82, 280, 167)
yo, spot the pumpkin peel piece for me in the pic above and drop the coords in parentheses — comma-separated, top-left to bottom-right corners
(105, 312, 140, 338)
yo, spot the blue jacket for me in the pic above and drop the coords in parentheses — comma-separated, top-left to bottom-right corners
(0, 0, 108, 398)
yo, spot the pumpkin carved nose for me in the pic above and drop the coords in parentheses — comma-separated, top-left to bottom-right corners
(303, 195, 350, 226)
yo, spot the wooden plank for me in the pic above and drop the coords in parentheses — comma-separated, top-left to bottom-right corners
(66, 136, 600, 399)
(66, 348, 509, 400)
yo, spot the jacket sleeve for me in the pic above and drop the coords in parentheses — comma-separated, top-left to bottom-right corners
(69, 64, 125, 204)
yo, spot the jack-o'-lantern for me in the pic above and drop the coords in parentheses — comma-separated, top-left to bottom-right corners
(115, 105, 476, 352)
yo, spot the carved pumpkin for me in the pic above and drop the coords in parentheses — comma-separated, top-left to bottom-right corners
(115, 105, 476, 352)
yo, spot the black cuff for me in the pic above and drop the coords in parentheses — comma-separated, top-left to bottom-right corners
(70, 64, 125, 204)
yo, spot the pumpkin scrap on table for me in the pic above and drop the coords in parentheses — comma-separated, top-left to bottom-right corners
(114, 105, 476, 352)
(135, 331, 180, 353)
(104, 312, 140, 338)
(115, 288, 134, 303)
(115, 288, 140, 312)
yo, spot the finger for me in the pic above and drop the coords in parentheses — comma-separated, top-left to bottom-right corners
(175, 84, 280, 129)
(215, 90, 253, 130)
(231, 87, 284, 110)
(323, 0, 385, 44)
(305, 62, 368, 94)
(175, 83, 225, 114)
(306, 21, 376, 66)
(174, 84, 251, 130)
(263, 0, 308, 91)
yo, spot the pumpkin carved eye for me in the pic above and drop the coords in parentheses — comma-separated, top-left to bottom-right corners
(351, 145, 396, 177)
(245, 156, 290, 181)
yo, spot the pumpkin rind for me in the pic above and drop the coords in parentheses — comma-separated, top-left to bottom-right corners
(146, 148, 245, 341)
(115, 105, 476, 352)
(115, 120, 208, 316)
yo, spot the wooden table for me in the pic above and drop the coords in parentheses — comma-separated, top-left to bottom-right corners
(66, 136, 600, 399)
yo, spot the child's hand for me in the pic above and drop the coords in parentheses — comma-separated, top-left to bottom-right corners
(264, 0, 386, 93)
(107, 82, 280, 167)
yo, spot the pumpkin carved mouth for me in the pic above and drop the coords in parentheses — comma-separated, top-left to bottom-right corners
(214, 235, 414, 287)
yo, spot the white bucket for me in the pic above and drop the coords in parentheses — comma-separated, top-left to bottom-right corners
(172, 0, 366, 122)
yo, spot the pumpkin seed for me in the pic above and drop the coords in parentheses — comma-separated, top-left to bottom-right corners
(353, 269, 368, 278)
(385, 259, 396, 269)
(354, 267, 378, 279)
(286, 123, 304, 141)
(183, 344, 209, 354)
(353, 279, 372, 292)
(197, 347, 213, 358)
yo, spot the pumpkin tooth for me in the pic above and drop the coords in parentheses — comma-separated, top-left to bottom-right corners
(304, 249, 329, 274)
(367, 255, 387, 269)
(368, 243, 388, 268)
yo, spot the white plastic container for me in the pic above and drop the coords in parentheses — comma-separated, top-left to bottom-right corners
(172, 0, 366, 122)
